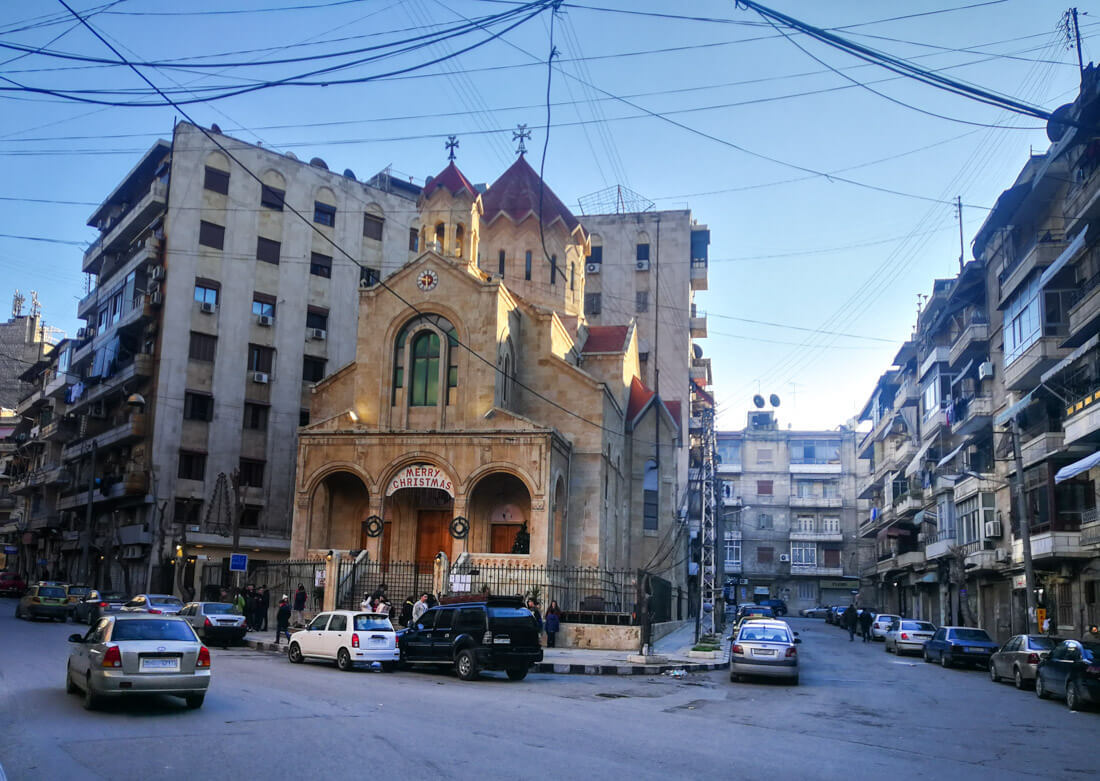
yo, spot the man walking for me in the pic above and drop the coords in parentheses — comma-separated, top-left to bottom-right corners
(274, 595, 292, 645)
(843, 604, 858, 642)
(292, 584, 307, 627)
(858, 608, 874, 643)
(411, 594, 430, 624)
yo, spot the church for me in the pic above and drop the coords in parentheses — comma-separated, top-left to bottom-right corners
(290, 151, 685, 601)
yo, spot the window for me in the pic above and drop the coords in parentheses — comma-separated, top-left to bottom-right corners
(313, 202, 336, 227)
(724, 533, 741, 565)
(299, 409, 310, 427)
(643, 460, 659, 530)
(248, 344, 274, 374)
(789, 439, 841, 465)
(455, 224, 465, 258)
(791, 542, 816, 566)
(243, 402, 268, 431)
(798, 582, 816, 600)
(328, 614, 347, 632)
(821, 517, 840, 533)
(260, 185, 284, 211)
(310, 252, 332, 278)
(822, 481, 839, 498)
(203, 166, 229, 194)
(823, 548, 841, 567)
(188, 331, 216, 362)
(491, 524, 521, 554)
(256, 237, 280, 265)
(360, 266, 378, 287)
(307, 614, 330, 631)
(549, 255, 559, 286)
(306, 310, 328, 331)
(636, 243, 650, 261)
(193, 284, 218, 306)
(756, 448, 773, 465)
(199, 220, 225, 250)
(183, 392, 213, 421)
(455, 608, 484, 633)
(239, 458, 265, 488)
(757, 546, 774, 564)
(434, 610, 454, 631)
(585, 293, 602, 316)
(717, 440, 741, 466)
(174, 499, 202, 528)
(570, 262, 575, 291)
(589, 245, 602, 264)
(756, 480, 773, 496)
(363, 213, 384, 240)
(524, 250, 532, 281)
(178, 451, 206, 481)
(636, 291, 649, 312)
(498, 250, 506, 277)
(408, 228, 419, 252)
(302, 356, 327, 383)
(956, 492, 996, 544)
(410, 331, 440, 406)
(796, 516, 814, 532)
(252, 295, 275, 319)
(757, 513, 773, 530)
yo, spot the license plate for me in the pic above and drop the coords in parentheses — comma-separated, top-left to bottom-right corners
(493, 637, 511, 644)
(965, 647, 986, 653)
(368, 637, 387, 648)
(218, 620, 237, 625)
(751, 648, 776, 657)
(141, 658, 179, 671)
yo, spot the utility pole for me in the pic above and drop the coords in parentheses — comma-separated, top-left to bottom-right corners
(1071, 8, 1085, 84)
(1010, 419, 1038, 633)
(698, 406, 717, 639)
(77, 440, 97, 585)
(956, 195, 965, 274)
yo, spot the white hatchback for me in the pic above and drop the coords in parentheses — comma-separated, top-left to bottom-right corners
(871, 614, 900, 641)
(287, 611, 398, 671)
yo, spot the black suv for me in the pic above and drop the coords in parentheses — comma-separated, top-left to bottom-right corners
(398, 597, 543, 681)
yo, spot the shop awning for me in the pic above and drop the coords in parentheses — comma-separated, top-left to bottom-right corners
(1055, 451, 1100, 484)
(994, 390, 1038, 427)
(905, 439, 935, 477)
(950, 359, 974, 387)
(1038, 226, 1088, 290)
(917, 573, 938, 584)
(937, 437, 973, 468)
(1041, 334, 1099, 384)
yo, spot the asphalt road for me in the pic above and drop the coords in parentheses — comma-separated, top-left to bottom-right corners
(0, 600, 1095, 781)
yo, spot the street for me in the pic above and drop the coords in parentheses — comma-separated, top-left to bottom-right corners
(0, 603, 1095, 781)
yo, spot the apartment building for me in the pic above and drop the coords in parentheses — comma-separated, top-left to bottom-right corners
(717, 411, 867, 615)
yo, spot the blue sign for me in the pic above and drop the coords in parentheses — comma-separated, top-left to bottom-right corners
(3, 545, 17, 554)
(229, 553, 249, 572)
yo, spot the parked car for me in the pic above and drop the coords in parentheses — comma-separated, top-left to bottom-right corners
(15, 583, 69, 620)
(179, 602, 248, 646)
(398, 597, 542, 681)
(73, 590, 128, 625)
(121, 594, 184, 615)
(65, 614, 210, 710)
(288, 610, 398, 671)
(871, 613, 900, 641)
(827, 606, 848, 625)
(923, 626, 999, 668)
(989, 634, 1058, 689)
(1035, 639, 1100, 711)
(731, 604, 775, 634)
(800, 605, 830, 618)
(729, 619, 801, 685)
(756, 599, 788, 617)
(884, 619, 936, 655)
(64, 585, 92, 619)
(0, 571, 27, 597)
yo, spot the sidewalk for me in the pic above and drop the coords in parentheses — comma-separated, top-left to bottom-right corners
(239, 620, 729, 676)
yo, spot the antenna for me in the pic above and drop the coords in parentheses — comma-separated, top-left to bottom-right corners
(956, 195, 964, 273)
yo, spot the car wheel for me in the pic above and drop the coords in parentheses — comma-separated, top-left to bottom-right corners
(381, 661, 396, 673)
(455, 649, 479, 681)
(185, 694, 205, 710)
(66, 665, 78, 695)
(1067, 681, 1082, 712)
(923, 648, 931, 663)
(82, 676, 99, 711)
(288, 642, 304, 664)
(1036, 673, 1050, 699)
(940, 653, 951, 669)
(989, 662, 1000, 682)
(789, 674, 799, 686)
(506, 667, 528, 681)
(337, 648, 353, 672)
(1014, 668, 1025, 690)
(729, 672, 739, 683)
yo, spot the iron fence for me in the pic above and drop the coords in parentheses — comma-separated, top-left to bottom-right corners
(200, 558, 326, 627)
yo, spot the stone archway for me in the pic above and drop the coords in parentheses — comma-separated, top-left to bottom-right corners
(552, 475, 567, 561)
(467, 472, 533, 556)
(308, 471, 370, 551)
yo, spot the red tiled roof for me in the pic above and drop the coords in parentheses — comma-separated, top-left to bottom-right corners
(481, 155, 581, 233)
(581, 325, 629, 354)
(421, 161, 476, 200)
(626, 376, 655, 421)
(665, 400, 682, 428)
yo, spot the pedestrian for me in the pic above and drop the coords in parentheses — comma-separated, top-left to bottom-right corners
(400, 595, 416, 627)
(293, 583, 307, 627)
(545, 600, 562, 648)
(858, 608, 874, 643)
(361, 592, 372, 611)
(233, 588, 246, 616)
(376, 597, 391, 618)
(259, 585, 270, 631)
(274, 595, 292, 644)
(843, 604, 858, 642)
(411, 593, 429, 624)
(527, 598, 543, 633)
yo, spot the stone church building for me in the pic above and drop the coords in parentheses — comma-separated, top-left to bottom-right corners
(290, 154, 683, 589)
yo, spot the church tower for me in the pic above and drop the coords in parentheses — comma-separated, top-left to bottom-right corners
(417, 159, 482, 268)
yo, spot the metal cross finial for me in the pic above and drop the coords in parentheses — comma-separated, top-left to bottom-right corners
(512, 124, 531, 156)
(445, 135, 459, 161)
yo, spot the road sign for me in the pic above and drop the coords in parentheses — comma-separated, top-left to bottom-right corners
(229, 553, 248, 572)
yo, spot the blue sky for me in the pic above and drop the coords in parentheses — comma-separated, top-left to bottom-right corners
(0, 0, 1092, 429)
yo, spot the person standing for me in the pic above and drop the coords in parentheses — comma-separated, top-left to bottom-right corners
(843, 604, 858, 642)
(292, 583, 307, 627)
(411, 594, 430, 624)
(527, 598, 543, 634)
(233, 588, 246, 617)
(400, 595, 416, 627)
(259, 585, 271, 632)
(274, 595, 292, 645)
(545, 600, 562, 648)
(858, 608, 874, 643)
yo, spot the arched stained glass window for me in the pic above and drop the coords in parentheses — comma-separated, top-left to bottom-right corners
(410, 331, 441, 406)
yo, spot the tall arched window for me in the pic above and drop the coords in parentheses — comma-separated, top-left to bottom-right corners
(410, 331, 440, 406)
(643, 460, 659, 530)
(434, 223, 445, 250)
(455, 224, 465, 259)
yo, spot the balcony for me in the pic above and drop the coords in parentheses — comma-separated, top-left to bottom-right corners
(1067, 271, 1100, 343)
(896, 375, 919, 406)
(56, 466, 148, 510)
(952, 395, 994, 438)
(963, 542, 999, 572)
(893, 490, 924, 518)
(789, 529, 843, 542)
(118, 523, 151, 545)
(949, 319, 990, 367)
(40, 419, 75, 442)
(717, 463, 741, 475)
(790, 564, 844, 577)
(1003, 336, 1069, 391)
(690, 356, 711, 384)
(1012, 530, 1090, 562)
(689, 314, 707, 339)
(690, 258, 708, 291)
(1064, 391, 1100, 445)
(44, 370, 69, 400)
(62, 414, 147, 461)
(1064, 162, 1100, 229)
(925, 531, 957, 560)
(922, 409, 949, 440)
(857, 471, 882, 500)
(83, 179, 167, 275)
(16, 388, 44, 416)
(920, 346, 950, 379)
(789, 495, 843, 509)
(998, 234, 1067, 305)
(789, 462, 842, 475)
(952, 473, 998, 502)
(1020, 431, 1064, 468)
(67, 353, 154, 414)
(1080, 517, 1100, 547)
(891, 438, 917, 469)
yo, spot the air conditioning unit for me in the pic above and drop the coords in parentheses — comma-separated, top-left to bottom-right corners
(586, 263, 600, 274)
(87, 401, 106, 419)
(994, 549, 1009, 563)
(779, 553, 791, 563)
(149, 292, 163, 307)
(978, 361, 994, 381)
(257, 314, 273, 327)
(309, 328, 327, 341)
(251, 371, 269, 384)
(635, 259, 650, 271)
(199, 301, 216, 314)
(984, 520, 1002, 538)
(149, 266, 165, 281)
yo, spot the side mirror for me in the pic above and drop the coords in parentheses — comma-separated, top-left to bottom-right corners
(793, 631, 800, 637)
(794, 638, 802, 644)
(68, 634, 85, 643)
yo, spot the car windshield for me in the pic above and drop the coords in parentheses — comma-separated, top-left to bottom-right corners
(150, 597, 183, 608)
(202, 603, 239, 615)
(103, 592, 127, 601)
(1028, 636, 1056, 650)
(740, 626, 791, 643)
(952, 628, 992, 642)
(38, 586, 65, 598)
(902, 621, 935, 631)
(69, 587, 90, 596)
(111, 620, 196, 642)
(354, 615, 394, 631)
(487, 607, 537, 629)
(878, 615, 899, 622)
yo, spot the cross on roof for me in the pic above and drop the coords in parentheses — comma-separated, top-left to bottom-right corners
(445, 135, 459, 161)
(512, 124, 531, 156)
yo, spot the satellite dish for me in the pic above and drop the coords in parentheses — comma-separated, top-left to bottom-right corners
(769, 394, 781, 407)
(752, 394, 765, 409)
(1046, 103, 1074, 143)
(343, 168, 356, 180)
(309, 157, 329, 170)
(210, 123, 222, 134)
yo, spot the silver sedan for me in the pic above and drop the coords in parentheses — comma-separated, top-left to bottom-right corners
(65, 614, 211, 710)
(989, 634, 1058, 689)
(884, 619, 937, 655)
(729, 619, 800, 685)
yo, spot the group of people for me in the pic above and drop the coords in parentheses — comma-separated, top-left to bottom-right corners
(221, 584, 270, 632)
(274, 584, 310, 644)
(841, 604, 876, 642)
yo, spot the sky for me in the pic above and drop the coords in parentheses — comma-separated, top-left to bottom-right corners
(0, 0, 1094, 432)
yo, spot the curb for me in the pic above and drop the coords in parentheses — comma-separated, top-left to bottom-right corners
(243, 638, 727, 675)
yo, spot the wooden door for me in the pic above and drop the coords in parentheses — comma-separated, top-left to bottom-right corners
(416, 511, 451, 566)
(381, 521, 393, 564)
